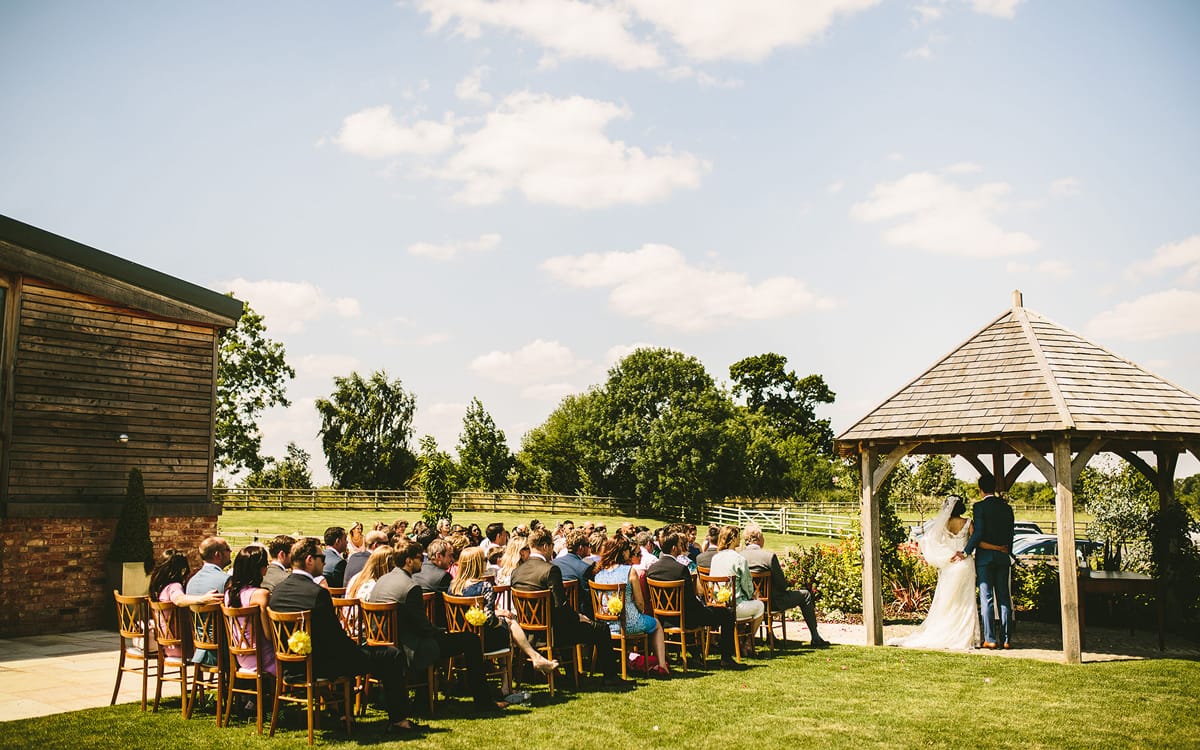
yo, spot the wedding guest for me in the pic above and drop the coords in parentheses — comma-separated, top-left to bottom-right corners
(552, 529, 595, 616)
(346, 522, 367, 555)
(344, 530, 388, 587)
(414, 538, 453, 592)
(709, 525, 765, 654)
(633, 531, 658, 572)
(223, 545, 277, 679)
(322, 527, 348, 588)
(696, 525, 720, 569)
(149, 550, 222, 659)
(346, 545, 393, 602)
(496, 536, 529, 586)
(481, 522, 508, 555)
(436, 518, 452, 539)
(467, 523, 484, 547)
(262, 534, 296, 592)
(593, 537, 669, 676)
(740, 523, 829, 648)
(446, 533, 471, 578)
(646, 532, 740, 668)
(188, 536, 232, 596)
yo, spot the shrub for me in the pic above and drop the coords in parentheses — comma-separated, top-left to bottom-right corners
(781, 536, 863, 615)
(108, 468, 154, 574)
(1012, 561, 1058, 615)
(886, 542, 938, 615)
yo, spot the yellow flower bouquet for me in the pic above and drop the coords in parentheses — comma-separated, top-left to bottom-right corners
(605, 594, 624, 616)
(715, 587, 733, 604)
(465, 605, 488, 627)
(287, 630, 312, 655)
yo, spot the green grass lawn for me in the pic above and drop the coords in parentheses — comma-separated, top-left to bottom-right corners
(4, 645, 1197, 748)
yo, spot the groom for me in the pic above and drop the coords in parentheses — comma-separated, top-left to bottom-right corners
(953, 476, 1015, 648)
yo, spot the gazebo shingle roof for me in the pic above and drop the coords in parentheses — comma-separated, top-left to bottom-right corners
(835, 303, 1200, 453)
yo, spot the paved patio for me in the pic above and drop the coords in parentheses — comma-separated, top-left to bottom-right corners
(1, 620, 1195, 723)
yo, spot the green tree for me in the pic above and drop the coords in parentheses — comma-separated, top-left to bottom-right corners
(243, 442, 314, 489)
(456, 398, 514, 490)
(108, 468, 153, 573)
(519, 391, 605, 495)
(215, 301, 295, 475)
(315, 370, 417, 489)
(730, 352, 836, 453)
(418, 435, 456, 526)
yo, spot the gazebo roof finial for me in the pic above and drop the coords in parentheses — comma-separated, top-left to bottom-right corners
(1012, 289, 1023, 308)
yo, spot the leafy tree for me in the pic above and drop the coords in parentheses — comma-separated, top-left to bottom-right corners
(243, 442, 314, 489)
(734, 410, 832, 499)
(215, 301, 295, 475)
(1177, 473, 1200, 521)
(519, 390, 606, 496)
(456, 398, 514, 490)
(730, 353, 836, 453)
(1075, 463, 1154, 570)
(315, 370, 417, 489)
(913, 454, 957, 497)
(418, 435, 456, 526)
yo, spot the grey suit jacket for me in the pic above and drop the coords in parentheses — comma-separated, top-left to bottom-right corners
(368, 568, 440, 670)
(740, 544, 790, 593)
(412, 561, 451, 593)
(261, 562, 289, 592)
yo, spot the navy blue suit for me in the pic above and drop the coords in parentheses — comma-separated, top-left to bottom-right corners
(963, 494, 1015, 645)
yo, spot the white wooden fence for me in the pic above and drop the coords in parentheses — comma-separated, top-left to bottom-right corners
(707, 505, 855, 538)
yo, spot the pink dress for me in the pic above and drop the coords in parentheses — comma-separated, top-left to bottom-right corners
(236, 587, 277, 676)
(157, 583, 184, 659)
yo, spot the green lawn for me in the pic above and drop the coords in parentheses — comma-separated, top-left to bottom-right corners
(4, 645, 1197, 748)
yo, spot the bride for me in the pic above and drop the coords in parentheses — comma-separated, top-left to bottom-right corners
(888, 496, 980, 651)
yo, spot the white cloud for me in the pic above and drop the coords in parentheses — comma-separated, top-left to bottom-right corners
(969, 0, 1023, 19)
(1051, 177, 1081, 197)
(625, 0, 882, 62)
(826, 180, 845, 194)
(455, 66, 492, 104)
(1006, 259, 1071, 279)
(605, 342, 656, 366)
(295, 353, 361, 381)
(913, 5, 942, 24)
(413, 401, 468, 453)
(663, 65, 743, 88)
(1126, 234, 1200, 283)
(541, 244, 832, 332)
(944, 162, 983, 174)
(417, 0, 663, 70)
(334, 105, 456, 158)
(1086, 289, 1200, 341)
(408, 233, 502, 261)
(218, 278, 361, 334)
(851, 171, 1038, 258)
(470, 339, 590, 385)
(435, 91, 709, 208)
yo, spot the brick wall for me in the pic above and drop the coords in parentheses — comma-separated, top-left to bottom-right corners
(0, 514, 218, 637)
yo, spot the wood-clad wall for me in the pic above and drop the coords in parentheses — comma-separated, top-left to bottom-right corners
(6, 281, 218, 504)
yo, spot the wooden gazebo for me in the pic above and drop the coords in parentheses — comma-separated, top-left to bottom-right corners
(835, 291, 1200, 663)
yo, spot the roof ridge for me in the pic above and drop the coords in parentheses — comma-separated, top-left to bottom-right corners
(835, 307, 1014, 441)
(1014, 305, 1074, 429)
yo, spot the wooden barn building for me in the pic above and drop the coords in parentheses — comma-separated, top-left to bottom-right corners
(0, 215, 243, 636)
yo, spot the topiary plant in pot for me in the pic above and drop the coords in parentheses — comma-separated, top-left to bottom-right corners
(105, 468, 154, 615)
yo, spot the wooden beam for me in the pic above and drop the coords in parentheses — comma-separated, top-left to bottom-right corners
(1070, 437, 1107, 483)
(860, 446, 884, 646)
(992, 451, 1007, 492)
(1185, 441, 1200, 467)
(962, 454, 992, 481)
(1004, 456, 1030, 490)
(871, 442, 918, 493)
(1007, 439, 1055, 484)
(1116, 450, 1157, 486)
(1054, 436, 1082, 664)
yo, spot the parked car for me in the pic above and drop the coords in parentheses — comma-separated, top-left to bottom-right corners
(1012, 534, 1103, 568)
(1012, 521, 1043, 537)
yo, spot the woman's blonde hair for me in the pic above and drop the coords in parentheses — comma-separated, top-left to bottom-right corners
(450, 547, 487, 595)
(347, 545, 393, 598)
(717, 525, 741, 551)
(497, 535, 529, 583)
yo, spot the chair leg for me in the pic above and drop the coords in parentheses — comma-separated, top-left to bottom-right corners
(342, 679, 354, 736)
(222, 673, 234, 727)
(141, 656, 151, 712)
(255, 676, 264, 735)
(110, 649, 126, 706)
(153, 655, 164, 712)
(305, 683, 315, 746)
(269, 682, 282, 738)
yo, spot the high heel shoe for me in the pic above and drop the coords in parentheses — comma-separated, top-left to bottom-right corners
(649, 665, 670, 678)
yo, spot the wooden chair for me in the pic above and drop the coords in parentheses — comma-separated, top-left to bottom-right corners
(266, 608, 354, 745)
(698, 573, 752, 662)
(443, 593, 513, 695)
(325, 587, 347, 597)
(359, 600, 435, 716)
(562, 578, 580, 613)
(112, 591, 158, 711)
(697, 566, 711, 576)
(148, 599, 190, 713)
(647, 578, 708, 671)
(222, 604, 269, 734)
(331, 597, 361, 643)
(510, 588, 578, 695)
(751, 571, 784, 651)
(492, 583, 513, 614)
(186, 602, 225, 723)
(588, 581, 650, 680)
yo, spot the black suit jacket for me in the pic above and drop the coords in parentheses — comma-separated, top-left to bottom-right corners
(509, 555, 576, 633)
(645, 555, 707, 623)
(268, 572, 366, 678)
(368, 568, 441, 670)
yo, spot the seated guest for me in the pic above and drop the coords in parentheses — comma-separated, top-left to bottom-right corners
(262, 535, 296, 592)
(709, 525, 765, 654)
(368, 541, 509, 713)
(446, 534, 471, 579)
(436, 518, 452, 540)
(686, 524, 701, 562)
(223, 545, 277, 680)
(346, 545, 394, 602)
(646, 532, 740, 668)
(414, 538, 453, 592)
(149, 550, 223, 658)
(269, 538, 417, 733)
(632, 531, 658, 572)
(485, 547, 504, 579)
(346, 522, 367, 555)
(467, 523, 484, 547)
(695, 525, 720, 569)
(496, 536, 528, 586)
(451, 547, 559, 682)
(189, 536, 232, 595)
(344, 530, 388, 587)
(511, 528, 622, 685)
(321, 527, 348, 588)
(481, 522, 508, 555)
(740, 524, 829, 648)
(583, 532, 605, 566)
(594, 538, 669, 677)
(552, 529, 595, 616)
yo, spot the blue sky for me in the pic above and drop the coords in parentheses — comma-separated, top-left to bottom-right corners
(3, 1, 1199, 484)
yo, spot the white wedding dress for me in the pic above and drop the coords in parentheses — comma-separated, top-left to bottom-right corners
(888, 501, 980, 651)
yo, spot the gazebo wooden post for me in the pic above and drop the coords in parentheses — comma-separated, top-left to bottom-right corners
(1053, 436, 1082, 664)
(860, 446, 884, 645)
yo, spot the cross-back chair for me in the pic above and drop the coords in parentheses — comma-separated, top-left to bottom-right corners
(443, 592, 513, 695)
(222, 603, 269, 734)
(647, 578, 708, 670)
(510, 588, 578, 695)
(186, 602, 225, 723)
(698, 573, 752, 662)
(588, 581, 650, 680)
(359, 600, 436, 716)
(331, 597, 361, 643)
(148, 599, 190, 714)
(112, 591, 158, 711)
(751, 571, 784, 651)
(266, 608, 354, 745)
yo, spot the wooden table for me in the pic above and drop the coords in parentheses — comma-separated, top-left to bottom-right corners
(1077, 570, 1164, 651)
